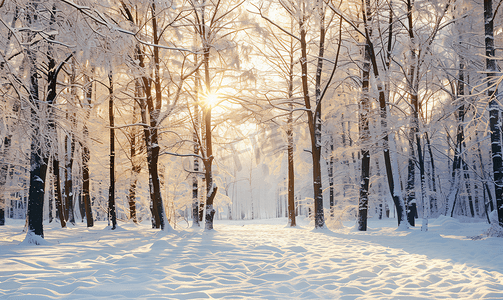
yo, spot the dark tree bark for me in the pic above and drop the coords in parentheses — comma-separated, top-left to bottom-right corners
(286, 26, 296, 227)
(64, 130, 76, 225)
(108, 72, 117, 230)
(192, 0, 218, 230)
(0, 136, 11, 225)
(121, 1, 166, 230)
(287, 115, 296, 227)
(328, 142, 334, 218)
(25, 2, 71, 239)
(328, 0, 407, 227)
(27, 142, 46, 239)
(127, 81, 142, 224)
(456, 59, 475, 217)
(357, 9, 371, 231)
(405, 0, 419, 227)
(52, 158, 66, 227)
(424, 132, 438, 217)
(26, 42, 45, 239)
(199, 176, 205, 223)
(203, 56, 216, 229)
(82, 74, 94, 227)
(381, 0, 406, 225)
(192, 61, 201, 227)
(484, 0, 503, 228)
(0, 5, 19, 227)
(312, 0, 326, 229)
(46, 42, 72, 229)
(192, 102, 200, 227)
(148, 3, 166, 230)
(298, 4, 324, 229)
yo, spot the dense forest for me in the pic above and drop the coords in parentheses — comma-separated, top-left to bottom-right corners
(1, 0, 503, 242)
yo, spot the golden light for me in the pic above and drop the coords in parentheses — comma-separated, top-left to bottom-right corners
(205, 92, 220, 107)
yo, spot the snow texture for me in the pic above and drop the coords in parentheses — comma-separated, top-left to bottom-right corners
(1, 216, 503, 299)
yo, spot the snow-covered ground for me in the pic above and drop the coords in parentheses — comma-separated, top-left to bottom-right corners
(1, 216, 502, 299)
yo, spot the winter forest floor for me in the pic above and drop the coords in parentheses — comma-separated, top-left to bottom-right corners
(1, 217, 503, 299)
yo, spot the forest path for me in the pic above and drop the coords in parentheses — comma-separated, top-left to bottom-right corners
(1, 218, 502, 299)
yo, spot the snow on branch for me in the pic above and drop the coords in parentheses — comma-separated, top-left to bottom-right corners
(107, 123, 149, 130)
(249, 3, 300, 42)
(60, 0, 197, 53)
(324, 1, 365, 38)
(160, 151, 204, 161)
(134, 37, 197, 54)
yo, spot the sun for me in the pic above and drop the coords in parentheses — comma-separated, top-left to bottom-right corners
(205, 92, 220, 107)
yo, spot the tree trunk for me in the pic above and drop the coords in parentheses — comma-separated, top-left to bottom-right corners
(150, 3, 167, 230)
(52, 158, 65, 227)
(137, 44, 165, 229)
(198, 0, 217, 230)
(287, 31, 296, 227)
(313, 1, 326, 229)
(82, 74, 94, 227)
(26, 42, 45, 239)
(299, 7, 324, 229)
(484, 0, 503, 227)
(108, 72, 117, 230)
(360, 0, 407, 227)
(405, 0, 426, 228)
(203, 108, 216, 228)
(0, 3, 19, 227)
(328, 144, 334, 218)
(358, 24, 371, 231)
(192, 63, 201, 227)
(424, 132, 438, 217)
(27, 141, 47, 239)
(287, 121, 296, 227)
(128, 81, 142, 224)
(380, 2, 406, 226)
(0, 136, 11, 225)
(203, 88, 216, 229)
(357, 0, 375, 231)
(64, 132, 75, 225)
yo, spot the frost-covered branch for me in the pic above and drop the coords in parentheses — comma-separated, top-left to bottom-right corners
(249, 3, 300, 42)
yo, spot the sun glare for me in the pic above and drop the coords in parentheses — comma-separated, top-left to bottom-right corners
(206, 92, 219, 107)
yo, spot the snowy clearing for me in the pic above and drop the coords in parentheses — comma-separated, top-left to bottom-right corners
(1, 217, 503, 299)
